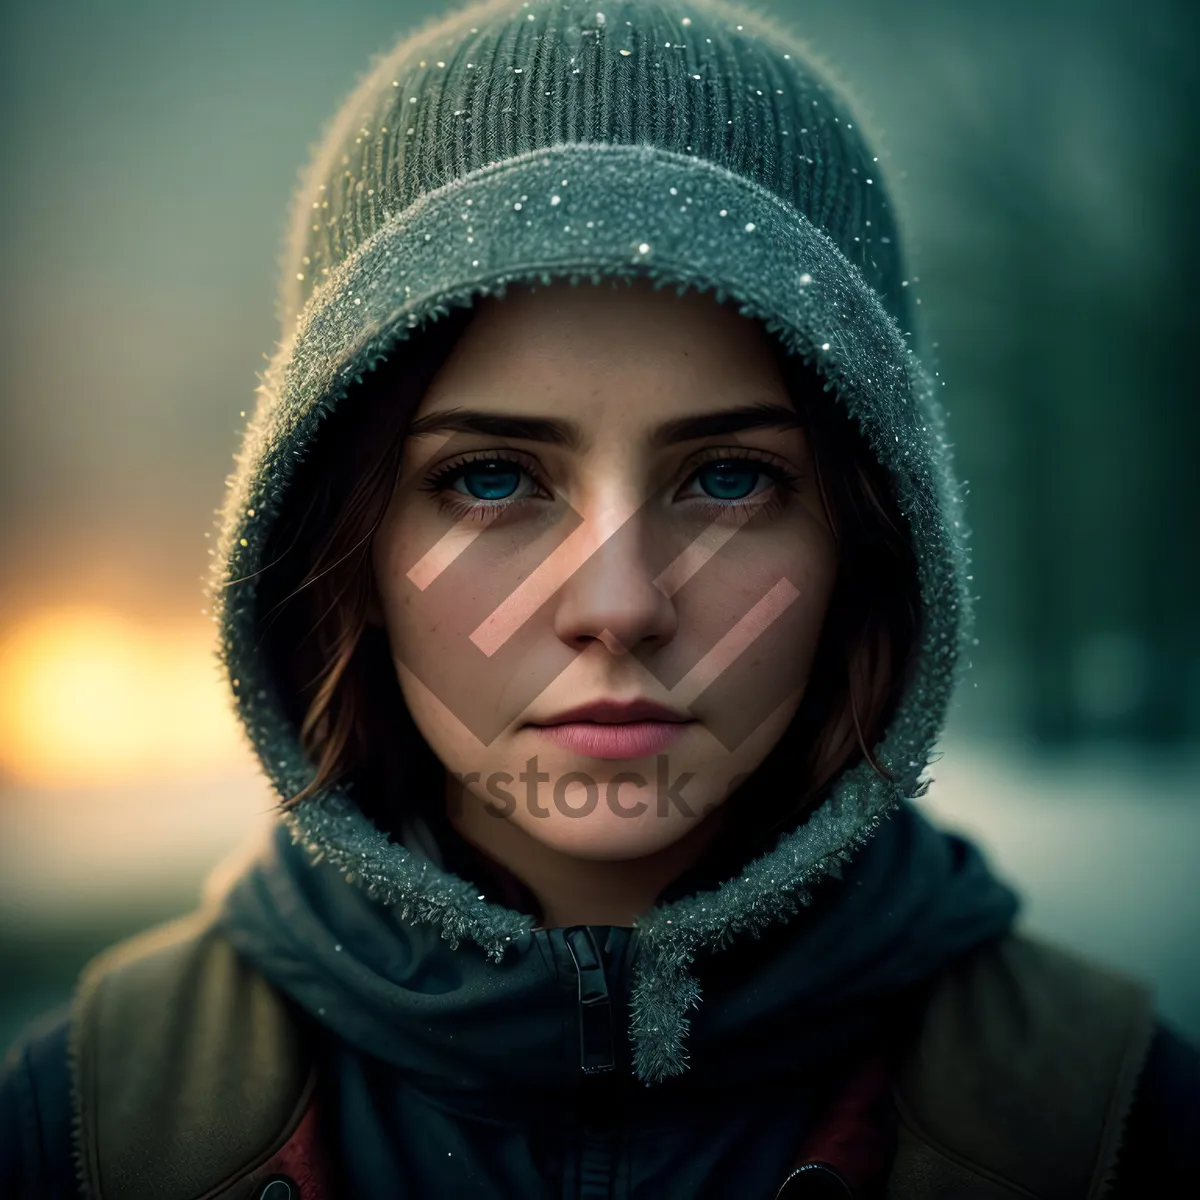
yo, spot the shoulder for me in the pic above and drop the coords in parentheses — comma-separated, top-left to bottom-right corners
(4, 909, 316, 1200)
(73, 906, 299, 1090)
(74, 908, 315, 1199)
(890, 928, 1166, 1197)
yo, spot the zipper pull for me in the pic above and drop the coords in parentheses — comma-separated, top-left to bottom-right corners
(563, 927, 616, 1074)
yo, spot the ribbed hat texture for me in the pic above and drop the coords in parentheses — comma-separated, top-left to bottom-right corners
(276, 0, 914, 336)
(208, 0, 973, 1084)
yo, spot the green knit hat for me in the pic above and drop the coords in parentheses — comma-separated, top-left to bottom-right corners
(208, 0, 972, 1084)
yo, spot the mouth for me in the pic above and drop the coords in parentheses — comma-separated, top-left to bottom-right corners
(526, 719, 693, 760)
(523, 698, 697, 760)
(528, 698, 694, 726)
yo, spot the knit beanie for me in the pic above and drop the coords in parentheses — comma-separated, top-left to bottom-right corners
(209, 0, 972, 1084)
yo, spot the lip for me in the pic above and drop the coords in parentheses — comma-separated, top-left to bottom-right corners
(529, 720, 691, 760)
(529, 698, 694, 726)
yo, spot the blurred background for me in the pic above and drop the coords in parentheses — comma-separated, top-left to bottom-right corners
(2, 0, 1198, 1054)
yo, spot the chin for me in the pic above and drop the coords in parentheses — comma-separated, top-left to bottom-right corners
(512, 810, 700, 862)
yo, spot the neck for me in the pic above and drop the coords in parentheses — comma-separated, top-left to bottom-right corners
(445, 777, 732, 929)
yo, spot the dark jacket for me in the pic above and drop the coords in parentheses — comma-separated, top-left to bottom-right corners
(2, 930, 1199, 1197)
(3, 806, 1199, 1197)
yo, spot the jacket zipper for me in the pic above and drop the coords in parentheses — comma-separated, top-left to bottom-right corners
(561, 926, 636, 1200)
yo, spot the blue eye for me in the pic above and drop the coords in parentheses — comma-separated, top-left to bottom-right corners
(424, 451, 797, 524)
(695, 461, 762, 500)
(454, 461, 523, 500)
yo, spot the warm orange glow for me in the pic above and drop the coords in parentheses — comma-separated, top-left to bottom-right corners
(0, 607, 247, 786)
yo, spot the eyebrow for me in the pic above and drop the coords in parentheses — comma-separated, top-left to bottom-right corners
(405, 400, 804, 450)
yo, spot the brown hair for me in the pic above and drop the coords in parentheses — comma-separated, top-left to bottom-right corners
(255, 296, 921, 859)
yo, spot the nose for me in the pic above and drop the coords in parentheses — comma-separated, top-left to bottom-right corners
(552, 494, 677, 656)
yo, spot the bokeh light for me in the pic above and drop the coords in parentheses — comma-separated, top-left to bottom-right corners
(0, 607, 244, 786)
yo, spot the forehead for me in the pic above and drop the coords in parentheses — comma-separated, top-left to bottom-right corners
(415, 277, 791, 421)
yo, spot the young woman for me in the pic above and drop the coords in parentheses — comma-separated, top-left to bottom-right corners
(3, 1, 1196, 1196)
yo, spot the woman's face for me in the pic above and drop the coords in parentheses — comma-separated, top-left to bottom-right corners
(369, 276, 838, 862)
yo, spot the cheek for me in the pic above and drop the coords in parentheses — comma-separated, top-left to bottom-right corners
(372, 511, 492, 746)
(673, 524, 836, 753)
(370, 502, 573, 749)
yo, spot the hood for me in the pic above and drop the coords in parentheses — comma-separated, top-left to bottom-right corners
(215, 798, 1018, 1105)
(206, 0, 1012, 1085)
